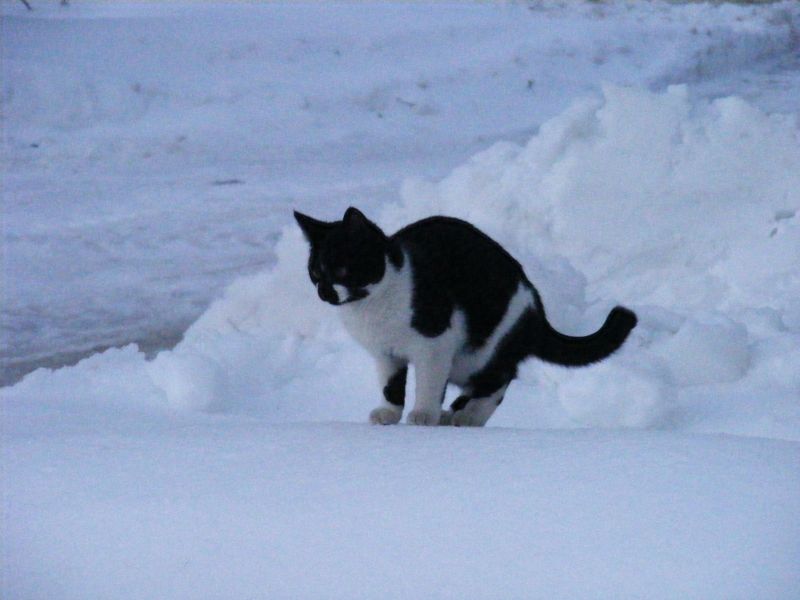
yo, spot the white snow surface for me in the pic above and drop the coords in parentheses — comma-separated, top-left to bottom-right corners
(5, 423, 799, 600)
(3, 2, 800, 599)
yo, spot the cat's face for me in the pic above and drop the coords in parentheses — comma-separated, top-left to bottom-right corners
(294, 207, 388, 305)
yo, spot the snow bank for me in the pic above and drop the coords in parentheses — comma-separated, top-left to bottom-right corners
(4, 424, 800, 600)
(5, 85, 799, 441)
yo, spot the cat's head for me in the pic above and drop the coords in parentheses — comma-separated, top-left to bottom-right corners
(294, 207, 395, 306)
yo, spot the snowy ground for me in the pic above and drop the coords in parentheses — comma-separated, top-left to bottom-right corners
(3, 2, 800, 599)
(5, 422, 799, 600)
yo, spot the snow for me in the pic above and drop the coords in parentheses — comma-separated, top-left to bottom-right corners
(3, 2, 800, 599)
(5, 424, 800, 600)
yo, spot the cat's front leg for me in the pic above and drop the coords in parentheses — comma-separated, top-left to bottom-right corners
(369, 356, 407, 425)
(407, 354, 450, 426)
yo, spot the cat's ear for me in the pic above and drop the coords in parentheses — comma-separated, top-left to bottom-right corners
(294, 211, 333, 244)
(343, 206, 381, 235)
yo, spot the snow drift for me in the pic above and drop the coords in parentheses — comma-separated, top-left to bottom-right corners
(5, 424, 799, 600)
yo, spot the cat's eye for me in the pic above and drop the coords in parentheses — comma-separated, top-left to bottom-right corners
(334, 266, 348, 280)
(310, 267, 322, 280)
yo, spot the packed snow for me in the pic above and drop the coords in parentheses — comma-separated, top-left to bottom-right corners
(2, 2, 800, 599)
(5, 424, 799, 600)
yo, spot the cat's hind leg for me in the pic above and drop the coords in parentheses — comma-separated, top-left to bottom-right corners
(449, 383, 508, 427)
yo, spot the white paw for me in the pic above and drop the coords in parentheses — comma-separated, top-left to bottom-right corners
(406, 408, 441, 426)
(439, 410, 453, 426)
(369, 406, 402, 425)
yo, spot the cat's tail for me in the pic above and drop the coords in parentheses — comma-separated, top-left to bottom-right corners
(529, 306, 637, 367)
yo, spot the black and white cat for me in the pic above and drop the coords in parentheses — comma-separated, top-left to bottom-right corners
(295, 207, 637, 427)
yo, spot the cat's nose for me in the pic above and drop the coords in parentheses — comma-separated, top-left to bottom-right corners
(317, 281, 339, 305)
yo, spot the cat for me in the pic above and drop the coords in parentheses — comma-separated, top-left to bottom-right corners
(294, 206, 637, 427)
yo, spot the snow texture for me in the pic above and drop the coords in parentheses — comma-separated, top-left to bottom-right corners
(4, 424, 799, 600)
(3, 2, 800, 599)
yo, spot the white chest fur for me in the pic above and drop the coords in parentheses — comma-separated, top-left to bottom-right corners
(338, 254, 417, 360)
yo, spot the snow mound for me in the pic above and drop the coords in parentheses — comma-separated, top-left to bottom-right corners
(556, 358, 675, 429)
(4, 425, 800, 600)
(656, 316, 750, 387)
(7, 85, 800, 440)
